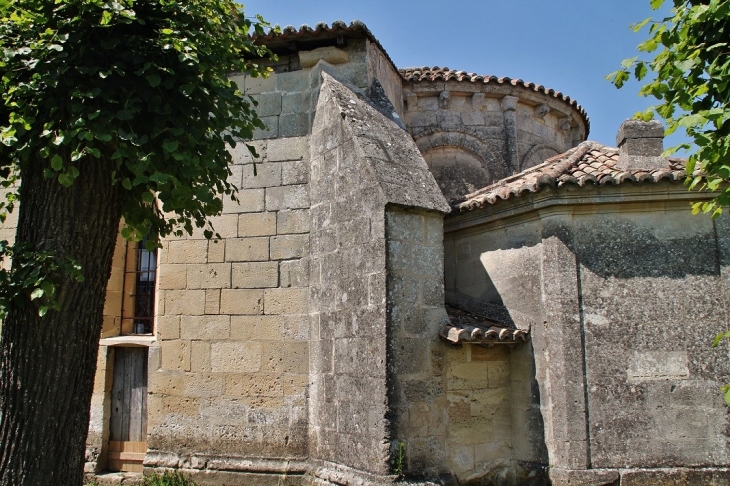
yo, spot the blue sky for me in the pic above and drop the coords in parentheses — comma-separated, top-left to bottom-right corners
(242, 0, 683, 150)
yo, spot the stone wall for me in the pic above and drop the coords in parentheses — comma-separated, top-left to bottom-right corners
(444, 188, 730, 485)
(366, 40, 404, 119)
(307, 72, 448, 483)
(308, 74, 392, 476)
(385, 207, 449, 478)
(143, 134, 312, 468)
(86, 129, 313, 476)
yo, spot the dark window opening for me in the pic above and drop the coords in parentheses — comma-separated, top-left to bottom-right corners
(122, 240, 157, 335)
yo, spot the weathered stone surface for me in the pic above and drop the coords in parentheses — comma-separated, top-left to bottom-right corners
(186, 263, 231, 289)
(219, 289, 263, 315)
(210, 341, 262, 373)
(278, 210, 310, 234)
(225, 237, 270, 262)
(232, 262, 279, 289)
(270, 234, 310, 260)
(237, 212, 277, 237)
(264, 287, 308, 315)
(549, 468, 619, 486)
(241, 163, 282, 189)
(619, 467, 730, 485)
(266, 184, 310, 211)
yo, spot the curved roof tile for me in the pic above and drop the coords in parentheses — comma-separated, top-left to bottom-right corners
(400, 66, 590, 133)
(441, 305, 529, 344)
(454, 141, 687, 211)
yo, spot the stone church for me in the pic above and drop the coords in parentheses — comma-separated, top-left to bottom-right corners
(77, 21, 730, 485)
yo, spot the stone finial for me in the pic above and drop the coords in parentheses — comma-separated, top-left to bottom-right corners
(615, 119, 666, 171)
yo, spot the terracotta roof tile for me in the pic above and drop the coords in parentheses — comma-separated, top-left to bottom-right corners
(400, 66, 590, 133)
(441, 305, 530, 345)
(454, 142, 687, 211)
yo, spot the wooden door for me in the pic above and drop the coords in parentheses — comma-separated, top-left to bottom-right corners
(108, 347, 148, 472)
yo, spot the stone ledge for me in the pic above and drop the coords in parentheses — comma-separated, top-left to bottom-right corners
(550, 468, 619, 486)
(307, 460, 399, 486)
(99, 335, 157, 347)
(550, 467, 730, 486)
(619, 467, 730, 486)
(144, 451, 308, 474)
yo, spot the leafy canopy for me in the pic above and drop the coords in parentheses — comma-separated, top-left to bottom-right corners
(0, 0, 275, 317)
(0, 0, 273, 241)
(607, 0, 730, 217)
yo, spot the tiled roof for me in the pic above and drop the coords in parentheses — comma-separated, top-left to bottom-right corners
(253, 21, 398, 75)
(441, 305, 529, 344)
(454, 141, 687, 212)
(400, 66, 590, 133)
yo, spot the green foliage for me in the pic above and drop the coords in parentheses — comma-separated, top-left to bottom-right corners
(0, 240, 84, 319)
(0, 0, 276, 317)
(713, 330, 730, 405)
(394, 440, 406, 476)
(1, 0, 274, 242)
(607, 0, 730, 217)
(143, 471, 197, 486)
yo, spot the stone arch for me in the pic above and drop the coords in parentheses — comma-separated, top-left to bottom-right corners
(520, 143, 563, 171)
(414, 131, 509, 201)
(414, 131, 509, 180)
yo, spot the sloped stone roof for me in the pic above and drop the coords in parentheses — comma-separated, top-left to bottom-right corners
(316, 73, 450, 213)
(453, 141, 687, 212)
(401, 66, 590, 133)
(441, 305, 529, 344)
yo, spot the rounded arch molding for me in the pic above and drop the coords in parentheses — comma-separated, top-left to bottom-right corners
(414, 131, 510, 181)
(520, 143, 563, 171)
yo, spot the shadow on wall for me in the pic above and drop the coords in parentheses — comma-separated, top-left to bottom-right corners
(454, 211, 722, 325)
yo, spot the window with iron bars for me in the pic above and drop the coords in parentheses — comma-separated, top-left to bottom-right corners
(121, 240, 157, 335)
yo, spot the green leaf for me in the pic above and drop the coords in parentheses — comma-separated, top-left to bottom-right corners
(100, 10, 113, 26)
(30, 287, 43, 300)
(122, 178, 132, 190)
(631, 17, 651, 33)
(621, 56, 638, 69)
(650, 0, 664, 9)
(163, 139, 179, 153)
(58, 173, 74, 187)
(146, 74, 161, 87)
(50, 155, 63, 171)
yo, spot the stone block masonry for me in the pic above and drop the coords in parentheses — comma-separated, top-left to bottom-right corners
(146, 134, 313, 465)
(307, 73, 448, 483)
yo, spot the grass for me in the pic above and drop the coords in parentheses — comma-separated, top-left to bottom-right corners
(142, 471, 198, 486)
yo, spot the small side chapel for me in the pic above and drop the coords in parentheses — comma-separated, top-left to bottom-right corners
(75, 21, 730, 486)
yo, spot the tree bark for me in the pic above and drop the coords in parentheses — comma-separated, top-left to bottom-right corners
(0, 157, 123, 485)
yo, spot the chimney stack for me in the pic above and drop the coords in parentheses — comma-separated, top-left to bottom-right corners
(615, 119, 666, 171)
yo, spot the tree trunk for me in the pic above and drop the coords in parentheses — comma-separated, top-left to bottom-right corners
(0, 157, 123, 485)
